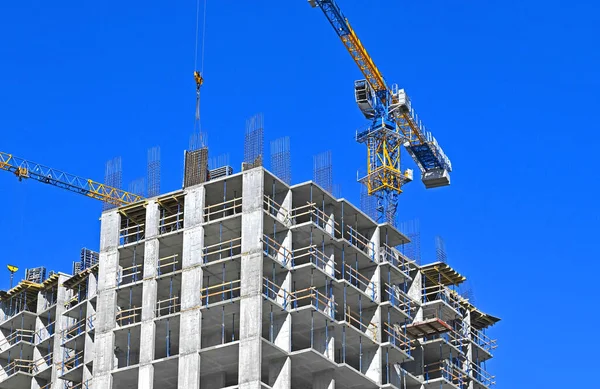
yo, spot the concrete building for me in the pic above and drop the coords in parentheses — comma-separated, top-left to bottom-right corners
(0, 166, 499, 389)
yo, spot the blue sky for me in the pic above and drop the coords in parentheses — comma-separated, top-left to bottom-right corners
(1, 1, 598, 387)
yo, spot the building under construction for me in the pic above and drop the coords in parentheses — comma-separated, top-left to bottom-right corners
(0, 165, 499, 389)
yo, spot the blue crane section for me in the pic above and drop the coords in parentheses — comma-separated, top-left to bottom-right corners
(0, 151, 143, 206)
(308, 0, 452, 201)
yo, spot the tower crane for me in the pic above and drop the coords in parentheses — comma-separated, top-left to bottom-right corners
(307, 0, 452, 223)
(0, 151, 143, 206)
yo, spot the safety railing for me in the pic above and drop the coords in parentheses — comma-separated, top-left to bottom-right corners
(263, 277, 289, 308)
(203, 237, 242, 264)
(423, 320, 468, 352)
(64, 290, 87, 310)
(384, 283, 417, 317)
(263, 195, 290, 222)
(343, 264, 377, 301)
(289, 287, 336, 319)
(343, 305, 378, 341)
(119, 222, 145, 245)
(470, 327, 497, 353)
(0, 328, 34, 349)
(289, 203, 342, 238)
(159, 209, 184, 235)
(380, 244, 414, 278)
(62, 317, 87, 343)
(262, 235, 293, 266)
(117, 263, 142, 286)
(157, 254, 181, 276)
(116, 306, 142, 327)
(87, 314, 96, 331)
(63, 381, 92, 389)
(382, 322, 413, 355)
(31, 353, 52, 373)
(424, 360, 468, 389)
(40, 383, 52, 389)
(422, 283, 462, 313)
(200, 280, 241, 306)
(62, 350, 84, 373)
(204, 197, 242, 222)
(291, 244, 337, 277)
(156, 295, 181, 317)
(34, 321, 56, 344)
(345, 225, 375, 260)
(469, 361, 496, 387)
(0, 358, 34, 379)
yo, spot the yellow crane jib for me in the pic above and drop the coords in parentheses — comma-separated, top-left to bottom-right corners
(0, 151, 143, 207)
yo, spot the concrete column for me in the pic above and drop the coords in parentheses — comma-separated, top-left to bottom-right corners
(50, 275, 70, 389)
(238, 168, 264, 389)
(177, 186, 205, 389)
(93, 210, 120, 387)
(139, 201, 160, 389)
(268, 356, 291, 389)
(312, 369, 335, 389)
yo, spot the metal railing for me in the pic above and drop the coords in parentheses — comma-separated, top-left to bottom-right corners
(156, 295, 181, 317)
(380, 243, 414, 278)
(343, 305, 378, 341)
(469, 361, 496, 387)
(159, 209, 184, 234)
(262, 235, 293, 266)
(116, 306, 142, 327)
(119, 221, 145, 245)
(35, 321, 56, 343)
(422, 283, 462, 313)
(424, 360, 468, 389)
(264, 195, 291, 223)
(62, 317, 87, 343)
(470, 327, 498, 353)
(263, 277, 289, 308)
(203, 237, 242, 264)
(117, 263, 142, 286)
(345, 225, 375, 260)
(157, 254, 181, 276)
(343, 263, 377, 301)
(289, 287, 336, 319)
(0, 328, 34, 349)
(62, 350, 84, 374)
(200, 280, 241, 306)
(204, 197, 242, 222)
(384, 283, 417, 317)
(291, 244, 336, 276)
(382, 322, 413, 355)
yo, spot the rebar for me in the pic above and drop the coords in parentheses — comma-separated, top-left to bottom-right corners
(270, 136, 291, 184)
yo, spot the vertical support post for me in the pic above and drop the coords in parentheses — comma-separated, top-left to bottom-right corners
(238, 168, 264, 389)
(177, 186, 205, 389)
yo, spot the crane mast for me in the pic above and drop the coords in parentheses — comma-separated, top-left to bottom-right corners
(308, 0, 452, 223)
(0, 151, 143, 206)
